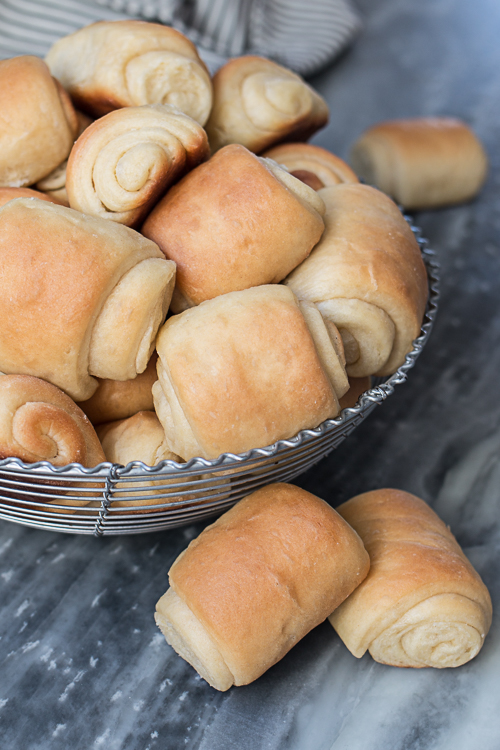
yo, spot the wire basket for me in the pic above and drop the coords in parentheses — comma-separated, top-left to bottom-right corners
(0, 221, 439, 536)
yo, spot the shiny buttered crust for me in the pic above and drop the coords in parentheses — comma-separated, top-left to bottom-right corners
(0, 56, 77, 188)
(0, 198, 175, 401)
(285, 184, 428, 377)
(142, 144, 325, 309)
(350, 117, 488, 209)
(0, 374, 105, 467)
(78, 353, 157, 426)
(329, 489, 492, 668)
(66, 104, 209, 227)
(45, 20, 213, 125)
(155, 482, 370, 689)
(153, 285, 343, 461)
(205, 55, 329, 154)
(263, 143, 359, 190)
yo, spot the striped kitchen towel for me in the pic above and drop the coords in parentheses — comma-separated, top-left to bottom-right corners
(0, 0, 361, 75)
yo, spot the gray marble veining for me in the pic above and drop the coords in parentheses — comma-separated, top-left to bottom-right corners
(2, 0, 500, 747)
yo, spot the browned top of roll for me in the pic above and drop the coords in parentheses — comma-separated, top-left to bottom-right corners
(263, 143, 359, 189)
(155, 285, 339, 458)
(285, 183, 428, 376)
(0, 374, 105, 467)
(331, 489, 493, 656)
(0, 56, 77, 187)
(169, 482, 370, 685)
(142, 144, 324, 308)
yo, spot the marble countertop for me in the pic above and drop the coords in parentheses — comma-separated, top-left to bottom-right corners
(2, 0, 500, 747)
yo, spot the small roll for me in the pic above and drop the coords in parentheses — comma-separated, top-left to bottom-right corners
(0, 374, 105, 467)
(77, 353, 157, 426)
(142, 144, 325, 310)
(205, 55, 329, 154)
(97, 411, 177, 467)
(262, 143, 359, 190)
(155, 482, 370, 690)
(46, 20, 213, 125)
(0, 198, 176, 401)
(66, 104, 209, 227)
(350, 117, 488, 210)
(285, 184, 428, 377)
(153, 285, 346, 461)
(339, 376, 371, 410)
(36, 111, 94, 206)
(329, 489, 492, 668)
(0, 56, 77, 187)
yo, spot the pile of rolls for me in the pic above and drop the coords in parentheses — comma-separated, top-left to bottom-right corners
(0, 20, 491, 692)
(0, 19, 435, 479)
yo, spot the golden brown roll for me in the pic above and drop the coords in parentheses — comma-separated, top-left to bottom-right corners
(262, 143, 359, 190)
(36, 111, 94, 206)
(153, 285, 346, 461)
(0, 56, 77, 187)
(329, 489, 492, 668)
(155, 482, 370, 690)
(205, 55, 329, 154)
(77, 353, 157, 426)
(66, 104, 209, 227)
(0, 198, 176, 401)
(350, 117, 488, 210)
(142, 144, 325, 311)
(0, 374, 105, 467)
(285, 184, 428, 377)
(0, 187, 63, 209)
(45, 20, 213, 125)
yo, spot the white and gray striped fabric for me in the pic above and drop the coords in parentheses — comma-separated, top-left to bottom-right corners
(0, 0, 361, 76)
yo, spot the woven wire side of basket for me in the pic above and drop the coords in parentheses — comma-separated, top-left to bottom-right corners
(0, 223, 439, 536)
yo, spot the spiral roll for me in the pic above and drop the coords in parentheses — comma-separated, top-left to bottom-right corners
(329, 489, 492, 668)
(285, 184, 428, 377)
(66, 104, 209, 227)
(0, 374, 105, 467)
(262, 143, 359, 190)
(205, 56, 329, 154)
(45, 21, 213, 126)
(0, 198, 176, 401)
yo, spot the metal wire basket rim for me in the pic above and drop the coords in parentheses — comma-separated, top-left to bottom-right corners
(0, 227, 439, 480)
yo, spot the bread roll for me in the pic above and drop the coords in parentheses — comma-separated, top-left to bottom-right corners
(97, 411, 177, 468)
(0, 56, 77, 187)
(155, 482, 370, 690)
(0, 198, 176, 401)
(262, 143, 359, 190)
(45, 20, 213, 126)
(66, 104, 209, 227)
(329, 489, 492, 668)
(0, 187, 63, 209)
(350, 117, 488, 209)
(77, 353, 157, 426)
(142, 144, 325, 311)
(285, 184, 428, 377)
(153, 285, 346, 461)
(0, 374, 105, 467)
(205, 56, 328, 154)
(36, 111, 93, 206)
